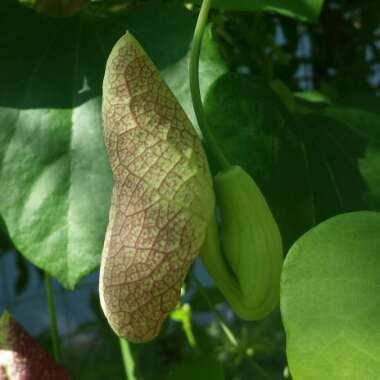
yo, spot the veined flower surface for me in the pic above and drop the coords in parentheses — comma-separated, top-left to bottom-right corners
(100, 32, 214, 343)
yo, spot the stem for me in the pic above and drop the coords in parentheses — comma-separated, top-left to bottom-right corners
(119, 338, 137, 380)
(190, 0, 230, 171)
(44, 272, 61, 362)
(193, 275, 275, 380)
(192, 274, 238, 347)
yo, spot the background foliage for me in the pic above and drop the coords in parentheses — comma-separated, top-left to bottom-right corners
(0, 0, 379, 379)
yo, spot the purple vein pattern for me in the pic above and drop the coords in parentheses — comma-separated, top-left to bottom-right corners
(99, 33, 214, 342)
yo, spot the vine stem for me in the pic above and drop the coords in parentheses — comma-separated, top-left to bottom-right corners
(190, 3, 276, 380)
(119, 338, 137, 380)
(189, 0, 230, 171)
(192, 275, 238, 347)
(44, 272, 61, 362)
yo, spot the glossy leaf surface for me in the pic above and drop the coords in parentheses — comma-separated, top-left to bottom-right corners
(281, 211, 380, 380)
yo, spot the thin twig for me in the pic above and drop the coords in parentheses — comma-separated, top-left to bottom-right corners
(119, 338, 137, 380)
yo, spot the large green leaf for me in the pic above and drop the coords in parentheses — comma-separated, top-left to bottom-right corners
(185, 0, 325, 22)
(204, 73, 314, 249)
(0, 1, 226, 288)
(281, 211, 380, 380)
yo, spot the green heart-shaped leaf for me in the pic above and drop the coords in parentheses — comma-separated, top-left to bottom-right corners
(281, 211, 380, 380)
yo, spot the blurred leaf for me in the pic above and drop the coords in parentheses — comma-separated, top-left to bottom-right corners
(270, 79, 296, 113)
(204, 73, 314, 249)
(323, 107, 380, 143)
(281, 211, 380, 380)
(291, 90, 332, 115)
(336, 92, 380, 115)
(292, 112, 380, 223)
(185, 0, 325, 22)
(294, 90, 332, 105)
(167, 355, 225, 380)
(0, 310, 73, 379)
(0, 0, 226, 288)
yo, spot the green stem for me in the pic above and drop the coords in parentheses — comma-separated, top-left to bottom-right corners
(190, 0, 230, 171)
(44, 272, 61, 362)
(119, 338, 137, 380)
(192, 275, 238, 347)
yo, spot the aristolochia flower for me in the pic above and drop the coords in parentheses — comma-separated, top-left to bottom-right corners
(99, 32, 214, 343)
